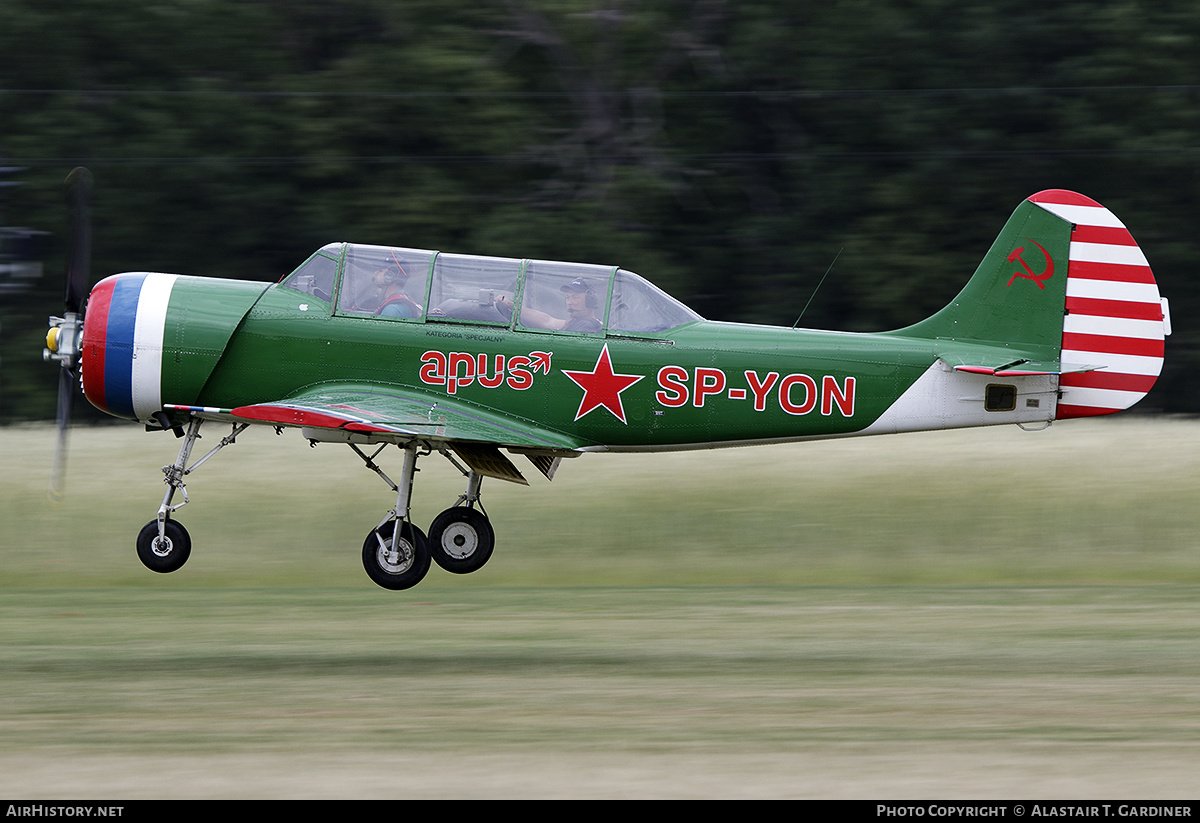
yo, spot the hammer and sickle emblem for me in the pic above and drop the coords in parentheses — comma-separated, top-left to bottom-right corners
(1006, 240, 1054, 289)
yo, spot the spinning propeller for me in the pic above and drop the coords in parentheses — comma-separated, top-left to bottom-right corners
(43, 167, 93, 501)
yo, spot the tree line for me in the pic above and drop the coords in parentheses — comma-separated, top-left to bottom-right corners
(2, 0, 1197, 422)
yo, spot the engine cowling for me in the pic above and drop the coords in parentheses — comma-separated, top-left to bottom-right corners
(80, 272, 268, 423)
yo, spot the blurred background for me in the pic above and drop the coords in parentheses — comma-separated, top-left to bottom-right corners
(4, 6, 1200, 797)
(1, 0, 1197, 423)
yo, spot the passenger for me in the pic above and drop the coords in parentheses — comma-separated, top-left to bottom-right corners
(500, 277, 602, 333)
(374, 262, 422, 318)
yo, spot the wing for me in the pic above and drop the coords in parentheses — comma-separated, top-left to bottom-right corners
(166, 382, 584, 484)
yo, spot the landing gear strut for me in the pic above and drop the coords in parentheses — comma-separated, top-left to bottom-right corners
(355, 443, 432, 590)
(428, 464, 495, 574)
(136, 417, 246, 574)
(134, 422, 503, 589)
(350, 441, 497, 589)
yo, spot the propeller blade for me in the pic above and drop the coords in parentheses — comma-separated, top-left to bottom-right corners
(63, 167, 93, 314)
(50, 167, 92, 501)
(49, 366, 75, 502)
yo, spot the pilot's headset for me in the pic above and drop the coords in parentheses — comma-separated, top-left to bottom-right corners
(563, 277, 599, 309)
(379, 262, 408, 285)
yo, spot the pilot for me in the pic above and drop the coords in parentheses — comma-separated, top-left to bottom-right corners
(374, 262, 422, 318)
(500, 277, 602, 333)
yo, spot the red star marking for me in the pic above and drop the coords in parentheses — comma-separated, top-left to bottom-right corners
(562, 344, 644, 424)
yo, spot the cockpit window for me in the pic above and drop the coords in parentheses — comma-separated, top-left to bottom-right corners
(337, 244, 433, 319)
(280, 245, 340, 302)
(314, 241, 702, 335)
(608, 269, 702, 333)
(517, 260, 613, 335)
(426, 253, 523, 325)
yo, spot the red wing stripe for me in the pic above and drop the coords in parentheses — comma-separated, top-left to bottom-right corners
(344, 422, 408, 433)
(1061, 332, 1164, 358)
(232, 404, 361, 428)
(1066, 296, 1164, 321)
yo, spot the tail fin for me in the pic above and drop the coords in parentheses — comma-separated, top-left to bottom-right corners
(895, 190, 1168, 419)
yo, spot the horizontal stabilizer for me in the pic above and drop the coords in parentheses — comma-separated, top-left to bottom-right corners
(953, 364, 1055, 377)
(951, 363, 1106, 377)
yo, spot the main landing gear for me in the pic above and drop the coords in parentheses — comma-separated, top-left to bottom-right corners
(135, 417, 499, 590)
(350, 441, 496, 590)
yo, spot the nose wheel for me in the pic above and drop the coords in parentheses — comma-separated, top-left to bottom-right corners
(136, 519, 191, 573)
(132, 417, 247, 576)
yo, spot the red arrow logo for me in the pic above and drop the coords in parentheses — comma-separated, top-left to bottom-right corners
(529, 351, 552, 374)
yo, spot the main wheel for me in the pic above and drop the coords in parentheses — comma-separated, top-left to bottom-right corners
(362, 521, 430, 590)
(428, 507, 494, 574)
(136, 519, 191, 574)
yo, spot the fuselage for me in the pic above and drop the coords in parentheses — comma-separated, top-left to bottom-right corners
(78, 243, 1060, 451)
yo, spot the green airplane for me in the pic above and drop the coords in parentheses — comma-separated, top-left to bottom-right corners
(44, 169, 1169, 590)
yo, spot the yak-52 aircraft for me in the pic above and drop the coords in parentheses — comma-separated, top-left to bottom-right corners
(44, 169, 1169, 589)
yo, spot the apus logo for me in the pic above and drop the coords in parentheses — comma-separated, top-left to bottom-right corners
(419, 349, 552, 395)
(1006, 240, 1054, 289)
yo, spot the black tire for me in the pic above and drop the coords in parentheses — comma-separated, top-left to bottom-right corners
(136, 519, 191, 574)
(362, 521, 430, 590)
(428, 507, 495, 574)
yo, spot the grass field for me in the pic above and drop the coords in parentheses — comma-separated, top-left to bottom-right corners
(2, 418, 1199, 797)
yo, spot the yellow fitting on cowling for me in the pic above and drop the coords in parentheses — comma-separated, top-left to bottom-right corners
(45, 327, 60, 353)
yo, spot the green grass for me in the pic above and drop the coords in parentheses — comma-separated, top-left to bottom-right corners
(3, 417, 1200, 587)
(2, 419, 1200, 797)
(2, 585, 1199, 797)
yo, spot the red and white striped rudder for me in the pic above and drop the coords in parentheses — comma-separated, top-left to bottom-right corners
(1027, 190, 1169, 419)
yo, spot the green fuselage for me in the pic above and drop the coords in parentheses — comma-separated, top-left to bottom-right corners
(89, 186, 1148, 453)
(193, 281, 931, 450)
